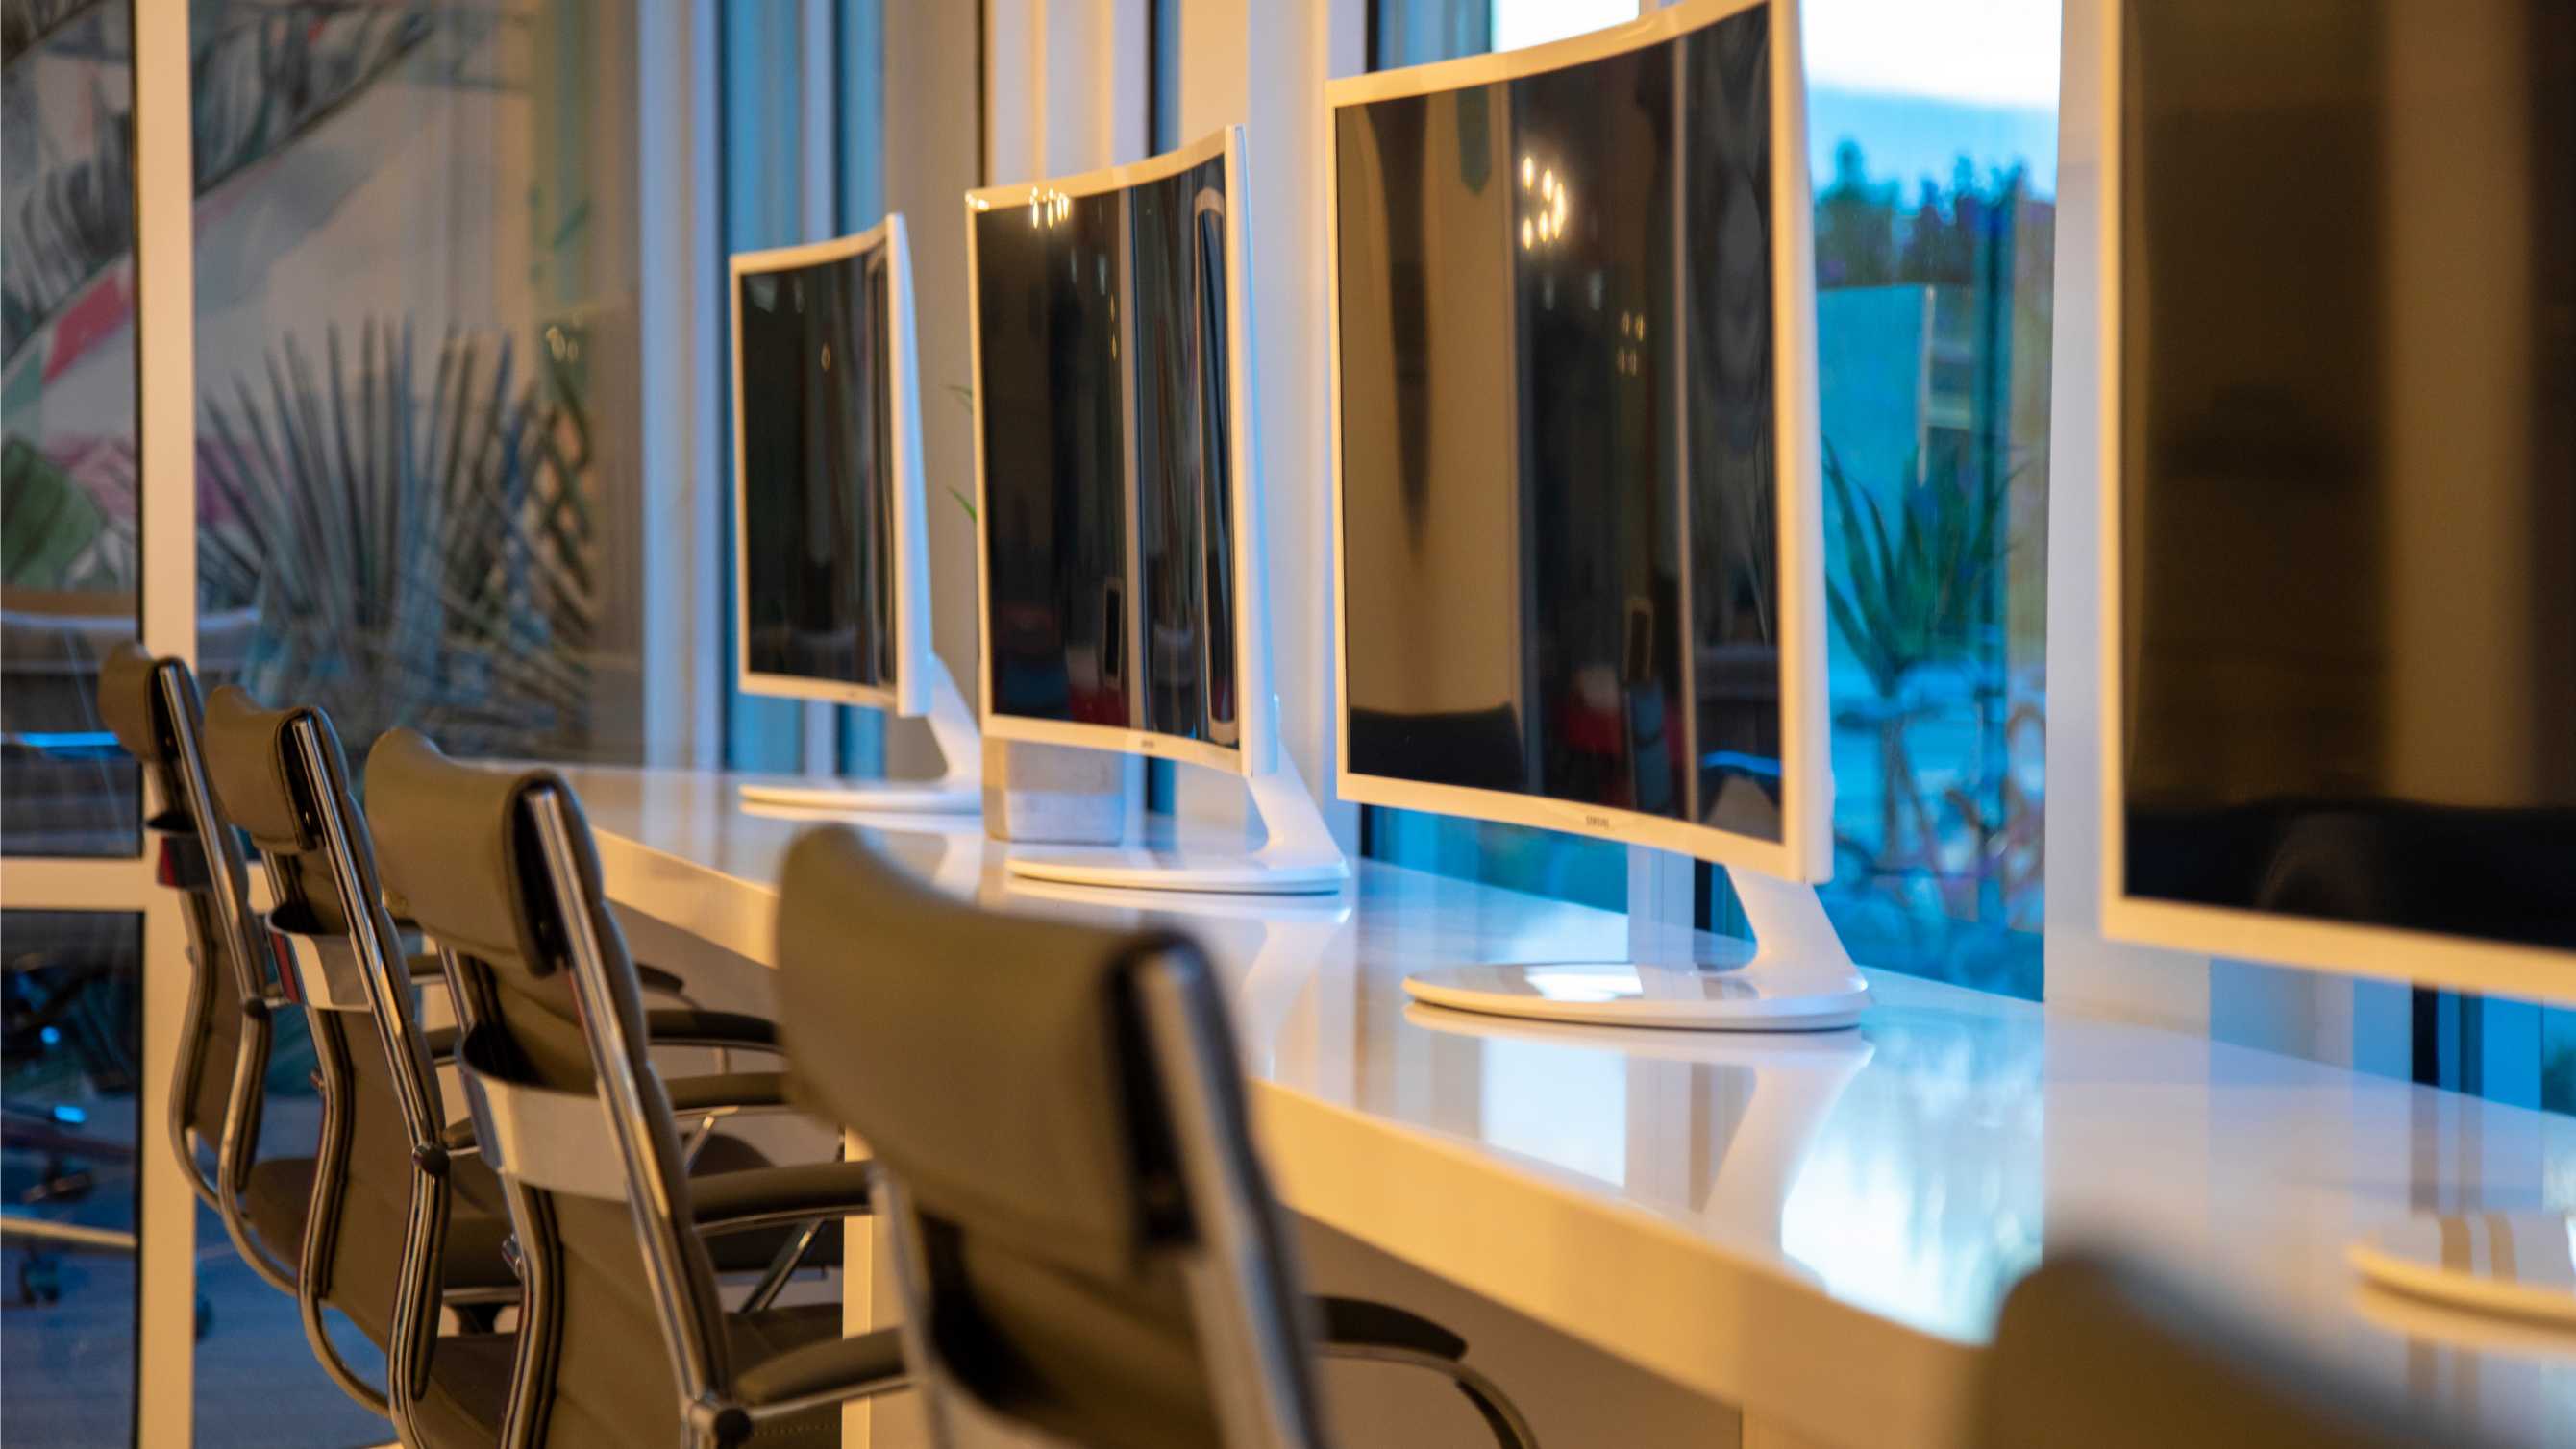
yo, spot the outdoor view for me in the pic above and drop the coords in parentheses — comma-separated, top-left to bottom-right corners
(1801, 4, 2056, 1000)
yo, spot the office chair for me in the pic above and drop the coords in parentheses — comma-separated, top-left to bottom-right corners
(95, 645, 303, 1291)
(367, 729, 907, 1449)
(772, 823, 1539, 1449)
(100, 648, 803, 1322)
(198, 687, 540, 1431)
(1973, 1251, 2489, 1449)
(201, 693, 858, 1436)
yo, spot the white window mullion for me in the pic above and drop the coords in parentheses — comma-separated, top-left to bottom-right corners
(130, 2, 201, 1441)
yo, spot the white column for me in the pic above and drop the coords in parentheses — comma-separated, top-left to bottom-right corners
(2040, 0, 2210, 1029)
(638, 0, 723, 768)
(987, 1, 1153, 184)
(1176, 0, 1369, 853)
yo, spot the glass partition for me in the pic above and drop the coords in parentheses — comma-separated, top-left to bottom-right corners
(2, 0, 141, 860)
(180, 1, 649, 1439)
(0, 909, 142, 1446)
(190, 0, 649, 776)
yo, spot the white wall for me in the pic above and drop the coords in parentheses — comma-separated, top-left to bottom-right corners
(1174, 0, 1367, 848)
(881, 1, 991, 782)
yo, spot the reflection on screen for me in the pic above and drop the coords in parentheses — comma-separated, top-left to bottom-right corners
(1336, 5, 1786, 841)
(737, 243, 897, 692)
(975, 155, 1242, 748)
(2119, 0, 2576, 949)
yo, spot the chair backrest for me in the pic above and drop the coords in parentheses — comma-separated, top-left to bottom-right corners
(1974, 1252, 2476, 1449)
(367, 728, 735, 1449)
(95, 645, 272, 1208)
(199, 687, 453, 1427)
(775, 824, 1327, 1449)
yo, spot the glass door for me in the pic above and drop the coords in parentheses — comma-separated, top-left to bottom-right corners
(2, 4, 198, 1444)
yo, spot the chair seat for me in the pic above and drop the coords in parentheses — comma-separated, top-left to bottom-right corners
(404, 1306, 850, 1449)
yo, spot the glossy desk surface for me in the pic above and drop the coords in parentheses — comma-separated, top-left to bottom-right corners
(561, 765, 2575, 1448)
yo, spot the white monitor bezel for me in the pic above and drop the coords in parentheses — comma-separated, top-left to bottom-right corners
(2093, 3, 2576, 1001)
(1325, 0, 1831, 885)
(963, 125, 1278, 781)
(729, 215, 934, 719)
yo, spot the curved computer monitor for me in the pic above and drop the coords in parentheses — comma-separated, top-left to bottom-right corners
(1327, 0, 1862, 1026)
(731, 214, 979, 813)
(2099, 0, 2576, 997)
(2097, 0, 2575, 1322)
(967, 126, 1344, 894)
(1329, 0, 1830, 886)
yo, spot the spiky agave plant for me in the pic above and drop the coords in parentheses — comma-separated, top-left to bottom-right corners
(1821, 439, 2015, 908)
(1821, 440, 2009, 700)
(196, 317, 598, 764)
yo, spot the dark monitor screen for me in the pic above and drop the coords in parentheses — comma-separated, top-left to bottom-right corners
(2118, 0, 2576, 949)
(1335, 4, 1788, 841)
(737, 242, 898, 694)
(973, 153, 1242, 749)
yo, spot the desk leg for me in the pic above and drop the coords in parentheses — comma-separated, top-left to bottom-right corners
(848, 1128, 938, 1448)
(843, 1128, 875, 1449)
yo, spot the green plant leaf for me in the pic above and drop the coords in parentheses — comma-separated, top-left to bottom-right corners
(2, 438, 105, 588)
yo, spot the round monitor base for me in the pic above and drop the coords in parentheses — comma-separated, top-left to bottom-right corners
(2351, 1214, 2576, 1327)
(1403, 963, 1870, 1031)
(737, 781, 980, 815)
(1004, 847, 1350, 896)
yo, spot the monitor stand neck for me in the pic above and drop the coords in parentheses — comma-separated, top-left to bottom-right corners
(1724, 868, 1861, 981)
(737, 652, 982, 816)
(1003, 697, 1350, 896)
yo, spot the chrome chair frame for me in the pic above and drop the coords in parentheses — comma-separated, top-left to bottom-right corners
(254, 709, 469, 1437)
(114, 651, 301, 1292)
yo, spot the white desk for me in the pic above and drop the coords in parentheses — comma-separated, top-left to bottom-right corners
(562, 764, 2576, 1449)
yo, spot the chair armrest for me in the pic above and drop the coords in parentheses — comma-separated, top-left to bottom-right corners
(1314, 1297, 1533, 1449)
(663, 1071, 805, 1118)
(634, 960, 688, 995)
(691, 1160, 876, 1236)
(424, 1014, 774, 1061)
(732, 1328, 907, 1414)
(1315, 1296, 1466, 1361)
(640, 1008, 780, 1053)
(437, 1071, 801, 1154)
(409, 948, 691, 1003)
